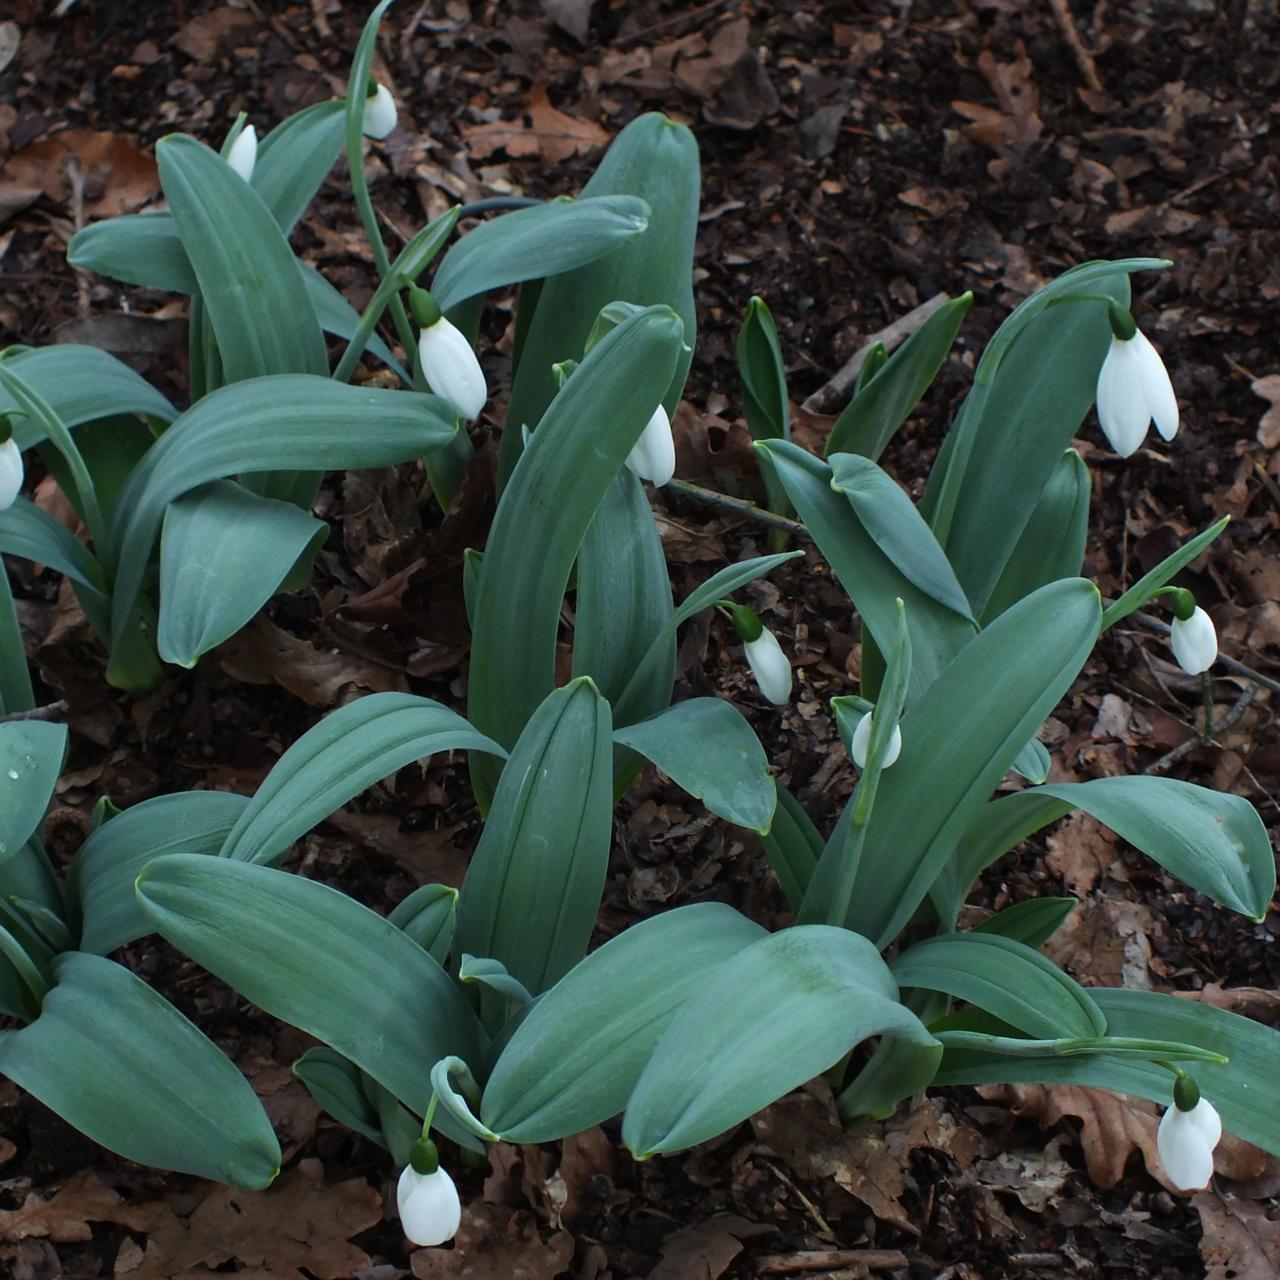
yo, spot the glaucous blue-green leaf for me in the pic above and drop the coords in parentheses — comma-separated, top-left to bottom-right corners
(614, 698, 776, 833)
(0, 952, 280, 1187)
(298, 263, 407, 379)
(971, 897, 1077, 949)
(481, 903, 766, 1142)
(251, 99, 346, 235)
(0, 574, 32, 715)
(220, 692, 505, 866)
(892, 932, 1105, 1040)
(457, 679, 612, 996)
(760, 780, 823, 912)
(827, 292, 972, 460)
(68, 212, 196, 292)
(1010, 737, 1052, 785)
(737, 295, 792, 532)
(292, 1046, 385, 1146)
(0, 722, 67, 867)
(388, 884, 458, 965)
(622, 925, 937, 1156)
(71, 790, 249, 955)
(1101, 515, 1230, 631)
(157, 481, 328, 667)
(136, 855, 487, 1130)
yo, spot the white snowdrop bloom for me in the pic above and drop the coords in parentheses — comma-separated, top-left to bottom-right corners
(851, 712, 902, 770)
(0, 437, 22, 511)
(417, 317, 487, 421)
(1157, 1097, 1221, 1191)
(397, 1162, 461, 1247)
(363, 83, 398, 140)
(1169, 605, 1217, 675)
(226, 125, 258, 182)
(744, 625, 792, 705)
(1095, 328, 1178, 457)
(624, 404, 676, 487)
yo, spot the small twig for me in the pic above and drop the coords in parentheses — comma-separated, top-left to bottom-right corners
(757, 1249, 909, 1274)
(1144, 680, 1258, 775)
(666, 479, 811, 540)
(1047, 0, 1104, 93)
(615, 0, 732, 45)
(802, 292, 952, 414)
(0, 700, 67, 725)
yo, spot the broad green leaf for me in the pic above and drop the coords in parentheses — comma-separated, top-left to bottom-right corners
(0, 722, 67, 867)
(1102, 515, 1230, 630)
(934, 988, 1280, 1155)
(104, 376, 457, 686)
(947, 777, 1274, 923)
(761, 441, 975, 701)
(0, 952, 280, 1187)
(760, 780, 823, 911)
(501, 113, 699, 484)
(388, 884, 458, 964)
(158, 481, 327, 667)
(622, 925, 937, 1157)
(972, 897, 1077, 948)
(299, 263, 408, 379)
(431, 196, 650, 311)
(613, 698, 776, 833)
(984, 450, 1089, 623)
(157, 134, 328, 382)
(71, 790, 249, 955)
(457, 679, 612, 996)
(827, 293, 972, 460)
(137, 855, 487, 1133)
(292, 1047, 385, 1146)
(221, 692, 505, 865)
(468, 306, 684, 799)
(892, 932, 1105, 1040)
(481, 903, 766, 1142)
(0, 502, 107, 618)
(251, 99, 347, 235)
(847, 579, 1101, 947)
(0, 573, 33, 715)
(829, 452, 975, 622)
(737, 296, 792, 531)
(67, 212, 197, 292)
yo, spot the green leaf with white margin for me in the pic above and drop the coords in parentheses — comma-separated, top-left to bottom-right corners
(613, 698, 776, 834)
(457, 678, 613, 996)
(933, 988, 1280, 1155)
(0, 722, 66, 868)
(157, 134, 328, 381)
(827, 292, 973, 460)
(892, 932, 1105, 1040)
(157, 481, 328, 667)
(828, 452, 975, 622)
(481, 903, 766, 1142)
(622, 925, 938, 1157)
(71, 790, 250, 955)
(942, 776, 1274, 924)
(760, 440, 975, 702)
(846, 578, 1101, 948)
(431, 196, 651, 311)
(0, 951, 280, 1187)
(220, 692, 506, 866)
(136, 855, 488, 1142)
(468, 305, 684, 802)
(104, 376, 457, 688)
(1101, 515, 1230, 631)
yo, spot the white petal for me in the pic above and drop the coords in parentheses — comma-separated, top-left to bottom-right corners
(624, 404, 676, 487)
(1096, 338, 1151, 458)
(397, 1165, 462, 1247)
(0, 438, 23, 511)
(850, 714, 901, 770)
(1170, 607, 1216, 675)
(226, 125, 257, 182)
(744, 627, 791, 704)
(417, 318, 487, 420)
(1132, 330, 1179, 441)
(1157, 1106, 1216, 1190)
(1184, 1098, 1222, 1148)
(363, 83, 399, 140)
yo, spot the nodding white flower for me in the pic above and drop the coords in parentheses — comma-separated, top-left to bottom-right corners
(0, 437, 22, 511)
(1095, 324, 1178, 458)
(624, 404, 676, 488)
(1170, 605, 1217, 676)
(1157, 1097, 1221, 1191)
(851, 712, 902, 770)
(417, 317, 487, 421)
(226, 125, 258, 182)
(744, 625, 792, 705)
(363, 83, 398, 140)
(397, 1162, 461, 1247)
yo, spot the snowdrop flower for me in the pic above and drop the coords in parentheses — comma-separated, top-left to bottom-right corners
(851, 712, 902, 770)
(624, 404, 676, 487)
(1157, 1095, 1221, 1191)
(1170, 605, 1217, 676)
(1095, 307, 1178, 458)
(363, 82, 398, 140)
(397, 1148, 461, 1247)
(727, 604, 791, 704)
(226, 124, 257, 182)
(411, 287, 486, 421)
(0, 434, 22, 511)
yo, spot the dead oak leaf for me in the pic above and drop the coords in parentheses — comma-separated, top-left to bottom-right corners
(409, 1203, 573, 1280)
(0, 1171, 159, 1245)
(648, 1216, 774, 1280)
(1194, 1192, 1280, 1280)
(464, 85, 607, 165)
(118, 1159, 381, 1280)
(1252, 374, 1280, 449)
(5, 130, 158, 217)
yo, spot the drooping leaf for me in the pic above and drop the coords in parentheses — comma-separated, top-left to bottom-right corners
(0, 722, 67, 867)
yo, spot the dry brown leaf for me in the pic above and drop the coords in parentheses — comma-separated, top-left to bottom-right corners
(4, 130, 158, 217)
(647, 1216, 774, 1280)
(173, 10, 258, 63)
(409, 1203, 573, 1279)
(1043, 896, 1157, 989)
(527, 83, 609, 163)
(1252, 374, 1280, 449)
(119, 1160, 381, 1280)
(1194, 1192, 1280, 1279)
(1044, 811, 1117, 896)
(0, 1171, 159, 1245)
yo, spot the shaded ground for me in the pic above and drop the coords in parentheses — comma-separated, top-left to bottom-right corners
(1, 0, 1279, 1277)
